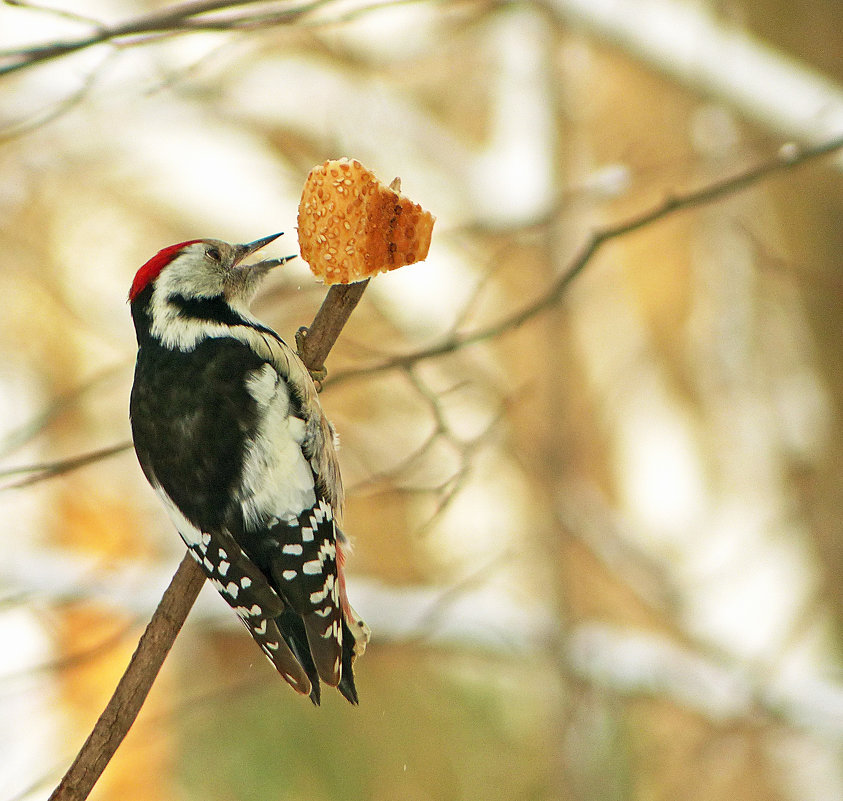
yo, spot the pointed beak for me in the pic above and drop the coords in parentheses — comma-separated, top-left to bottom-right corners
(232, 232, 297, 272)
(233, 232, 284, 264)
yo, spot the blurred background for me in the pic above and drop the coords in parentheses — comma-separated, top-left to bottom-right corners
(1, 1, 841, 800)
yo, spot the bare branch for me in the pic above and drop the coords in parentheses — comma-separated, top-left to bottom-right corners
(0, 0, 327, 76)
(48, 280, 368, 801)
(0, 366, 123, 458)
(0, 51, 110, 142)
(296, 280, 370, 376)
(3, 0, 107, 28)
(327, 136, 843, 386)
(47, 552, 207, 801)
(0, 442, 132, 491)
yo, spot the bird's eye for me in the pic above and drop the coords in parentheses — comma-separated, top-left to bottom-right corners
(206, 246, 222, 262)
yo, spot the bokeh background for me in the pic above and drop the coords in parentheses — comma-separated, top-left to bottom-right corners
(1, 1, 842, 800)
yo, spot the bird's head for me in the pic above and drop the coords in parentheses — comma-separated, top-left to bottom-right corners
(129, 233, 296, 349)
(129, 233, 293, 309)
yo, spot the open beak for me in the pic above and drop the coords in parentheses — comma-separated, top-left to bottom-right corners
(233, 232, 297, 270)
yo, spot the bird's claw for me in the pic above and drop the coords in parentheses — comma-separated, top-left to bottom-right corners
(296, 327, 328, 389)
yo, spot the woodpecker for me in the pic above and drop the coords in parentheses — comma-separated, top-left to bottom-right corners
(128, 233, 369, 705)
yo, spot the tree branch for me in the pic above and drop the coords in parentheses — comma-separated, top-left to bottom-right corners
(0, 0, 326, 76)
(48, 280, 368, 801)
(297, 280, 370, 375)
(327, 135, 843, 386)
(0, 442, 131, 491)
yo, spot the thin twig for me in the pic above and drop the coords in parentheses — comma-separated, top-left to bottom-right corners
(0, 366, 123, 458)
(0, 442, 132, 490)
(0, 0, 327, 75)
(48, 280, 368, 801)
(327, 136, 843, 386)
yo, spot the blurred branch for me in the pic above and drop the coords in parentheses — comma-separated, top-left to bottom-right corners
(47, 281, 368, 801)
(566, 623, 843, 738)
(346, 366, 510, 540)
(328, 135, 843, 385)
(0, 0, 326, 76)
(0, 0, 420, 77)
(3, 0, 106, 27)
(0, 51, 108, 143)
(0, 442, 131, 491)
(0, 366, 123, 458)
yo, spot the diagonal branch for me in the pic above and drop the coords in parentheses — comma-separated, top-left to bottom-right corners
(0, 442, 132, 490)
(327, 135, 843, 386)
(0, 0, 327, 76)
(47, 281, 367, 801)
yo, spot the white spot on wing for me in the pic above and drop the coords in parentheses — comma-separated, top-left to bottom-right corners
(218, 560, 230, 576)
(318, 539, 337, 561)
(310, 586, 328, 604)
(302, 560, 321, 575)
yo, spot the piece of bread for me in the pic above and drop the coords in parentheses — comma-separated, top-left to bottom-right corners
(298, 158, 435, 284)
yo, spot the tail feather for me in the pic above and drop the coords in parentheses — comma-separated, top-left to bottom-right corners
(302, 610, 343, 687)
(242, 501, 369, 705)
(337, 618, 360, 705)
(276, 608, 322, 705)
(244, 614, 312, 698)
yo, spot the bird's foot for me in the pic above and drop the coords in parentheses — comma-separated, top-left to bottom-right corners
(296, 327, 328, 389)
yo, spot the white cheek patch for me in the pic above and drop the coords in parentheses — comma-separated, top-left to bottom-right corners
(148, 259, 294, 359)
